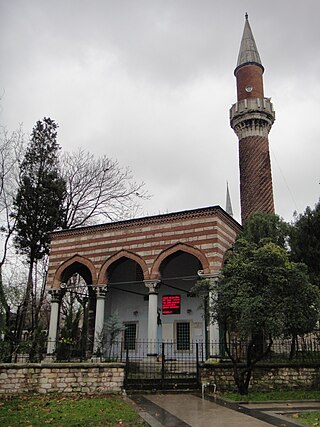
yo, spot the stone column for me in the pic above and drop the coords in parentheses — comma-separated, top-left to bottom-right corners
(47, 289, 62, 355)
(93, 286, 107, 355)
(198, 273, 220, 358)
(145, 280, 160, 356)
(208, 277, 220, 349)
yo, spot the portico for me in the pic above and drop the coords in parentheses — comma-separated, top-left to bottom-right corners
(46, 206, 241, 358)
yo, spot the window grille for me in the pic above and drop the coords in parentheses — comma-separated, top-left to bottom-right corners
(176, 322, 190, 351)
(124, 323, 137, 350)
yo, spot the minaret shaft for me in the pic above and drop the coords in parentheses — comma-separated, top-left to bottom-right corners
(236, 65, 264, 101)
(239, 136, 274, 221)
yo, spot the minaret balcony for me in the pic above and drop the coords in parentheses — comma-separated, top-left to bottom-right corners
(230, 98, 275, 139)
(230, 97, 275, 119)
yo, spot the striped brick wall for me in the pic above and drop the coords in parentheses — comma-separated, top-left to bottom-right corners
(47, 206, 241, 288)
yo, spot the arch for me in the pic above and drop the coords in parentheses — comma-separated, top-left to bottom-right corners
(52, 254, 98, 289)
(98, 250, 150, 284)
(150, 242, 210, 280)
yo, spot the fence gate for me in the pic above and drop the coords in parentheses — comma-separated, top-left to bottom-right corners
(124, 341, 202, 390)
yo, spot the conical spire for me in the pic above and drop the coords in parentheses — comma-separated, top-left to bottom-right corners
(236, 13, 263, 72)
(225, 182, 233, 217)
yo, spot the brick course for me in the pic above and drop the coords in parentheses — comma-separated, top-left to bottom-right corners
(47, 206, 241, 288)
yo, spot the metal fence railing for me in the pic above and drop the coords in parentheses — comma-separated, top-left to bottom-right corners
(1, 336, 320, 364)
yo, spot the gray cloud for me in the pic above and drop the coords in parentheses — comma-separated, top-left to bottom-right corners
(1, 0, 320, 224)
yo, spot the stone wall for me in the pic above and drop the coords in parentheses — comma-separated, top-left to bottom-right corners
(200, 363, 320, 392)
(0, 363, 124, 395)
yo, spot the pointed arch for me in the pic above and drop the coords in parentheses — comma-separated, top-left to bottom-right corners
(52, 254, 98, 288)
(98, 250, 150, 284)
(150, 242, 210, 280)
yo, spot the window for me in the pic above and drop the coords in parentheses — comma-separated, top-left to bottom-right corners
(176, 322, 190, 351)
(124, 323, 137, 350)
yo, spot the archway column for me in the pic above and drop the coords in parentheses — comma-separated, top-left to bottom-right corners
(198, 272, 220, 357)
(47, 289, 62, 356)
(93, 286, 107, 355)
(145, 280, 160, 356)
(208, 276, 219, 345)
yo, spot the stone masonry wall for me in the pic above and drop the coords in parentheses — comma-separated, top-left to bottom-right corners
(201, 364, 320, 392)
(0, 363, 124, 395)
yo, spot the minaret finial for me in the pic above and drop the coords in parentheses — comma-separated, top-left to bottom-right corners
(235, 13, 263, 72)
(225, 181, 234, 217)
(245, 12, 248, 21)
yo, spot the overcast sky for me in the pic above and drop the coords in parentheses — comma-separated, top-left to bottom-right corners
(1, 0, 319, 225)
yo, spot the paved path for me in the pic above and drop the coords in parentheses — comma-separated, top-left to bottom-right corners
(130, 393, 320, 427)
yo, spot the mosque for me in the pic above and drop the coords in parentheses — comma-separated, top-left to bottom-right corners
(46, 15, 275, 359)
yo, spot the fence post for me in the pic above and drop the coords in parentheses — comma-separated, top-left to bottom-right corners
(124, 346, 129, 387)
(196, 343, 200, 385)
(161, 342, 165, 388)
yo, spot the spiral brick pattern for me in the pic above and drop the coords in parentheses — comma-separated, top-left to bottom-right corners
(239, 135, 274, 222)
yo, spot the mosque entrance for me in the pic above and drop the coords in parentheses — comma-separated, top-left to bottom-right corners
(124, 340, 203, 390)
(123, 249, 205, 390)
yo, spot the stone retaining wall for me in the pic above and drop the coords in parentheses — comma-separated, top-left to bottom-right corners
(0, 363, 125, 395)
(2, 362, 319, 394)
(200, 363, 320, 391)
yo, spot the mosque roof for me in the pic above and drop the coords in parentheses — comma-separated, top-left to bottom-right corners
(50, 205, 241, 237)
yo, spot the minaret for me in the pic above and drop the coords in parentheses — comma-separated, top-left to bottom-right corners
(225, 182, 234, 217)
(230, 14, 275, 223)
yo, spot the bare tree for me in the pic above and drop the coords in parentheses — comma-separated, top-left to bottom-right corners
(0, 125, 24, 338)
(60, 149, 149, 229)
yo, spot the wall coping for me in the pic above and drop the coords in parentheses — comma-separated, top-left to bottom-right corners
(0, 362, 125, 369)
(201, 362, 320, 369)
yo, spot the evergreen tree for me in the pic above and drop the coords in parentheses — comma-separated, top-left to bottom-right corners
(290, 200, 320, 287)
(13, 117, 66, 340)
(214, 239, 319, 395)
(240, 211, 290, 248)
(196, 212, 320, 395)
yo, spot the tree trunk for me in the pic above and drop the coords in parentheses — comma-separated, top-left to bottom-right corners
(16, 259, 34, 342)
(0, 266, 11, 340)
(290, 334, 298, 360)
(233, 366, 252, 395)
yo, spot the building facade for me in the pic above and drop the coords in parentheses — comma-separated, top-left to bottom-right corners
(46, 15, 275, 358)
(46, 207, 241, 356)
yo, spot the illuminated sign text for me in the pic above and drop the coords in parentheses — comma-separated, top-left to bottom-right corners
(162, 295, 181, 315)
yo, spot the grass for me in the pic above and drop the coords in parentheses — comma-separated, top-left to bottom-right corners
(0, 394, 146, 427)
(223, 390, 320, 426)
(287, 411, 320, 426)
(221, 389, 320, 402)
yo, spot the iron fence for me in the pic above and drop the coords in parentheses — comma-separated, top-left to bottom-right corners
(121, 340, 202, 390)
(1, 336, 320, 364)
(208, 336, 320, 364)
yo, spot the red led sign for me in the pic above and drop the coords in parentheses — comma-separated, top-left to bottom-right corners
(162, 295, 181, 315)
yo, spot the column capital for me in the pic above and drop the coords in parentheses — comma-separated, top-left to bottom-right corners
(144, 280, 160, 294)
(48, 288, 62, 303)
(197, 271, 219, 281)
(92, 285, 107, 298)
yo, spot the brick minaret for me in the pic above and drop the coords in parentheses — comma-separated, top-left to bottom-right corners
(230, 14, 275, 223)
